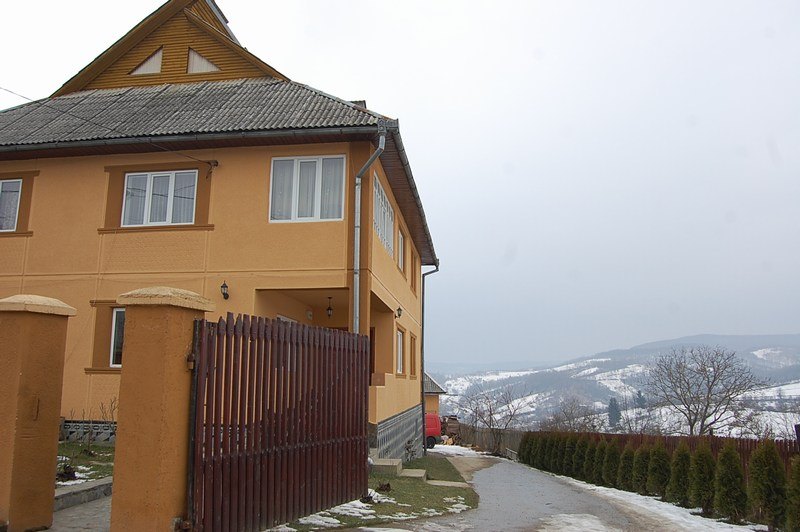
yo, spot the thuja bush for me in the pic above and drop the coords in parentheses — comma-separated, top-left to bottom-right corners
(563, 435, 578, 477)
(690, 443, 716, 516)
(541, 435, 553, 471)
(527, 435, 540, 467)
(583, 439, 598, 483)
(593, 440, 608, 486)
(647, 443, 671, 498)
(632, 445, 651, 495)
(666, 441, 691, 507)
(573, 437, 588, 480)
(553, 435, 567, 474)
(519, 433, 533, 465)
(749, 439, 786, 532)
(714, 441, 746, 523)
(602, 441, 622, 488)
(785, 455, 800, 531)
(616, 443, 636, 492)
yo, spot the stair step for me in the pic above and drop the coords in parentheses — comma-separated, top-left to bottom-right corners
(372, 458, 402, 476)
(399, 468, 427, 481)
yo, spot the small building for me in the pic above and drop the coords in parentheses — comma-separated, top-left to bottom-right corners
(423, 373, 447, 415)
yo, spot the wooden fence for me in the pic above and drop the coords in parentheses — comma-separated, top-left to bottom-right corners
(188, 313, 370, 531)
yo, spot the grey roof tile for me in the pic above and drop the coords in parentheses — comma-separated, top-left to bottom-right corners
(0, 78, 385, 146)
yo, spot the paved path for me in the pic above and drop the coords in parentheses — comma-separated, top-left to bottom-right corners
(50, 495, 111, 531)
(376, 456, 668, 531)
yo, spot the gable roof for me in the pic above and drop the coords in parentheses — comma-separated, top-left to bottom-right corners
(423, 373, 447, 395)
(0, 78, 438, 265)
(53, 0, 286, 97)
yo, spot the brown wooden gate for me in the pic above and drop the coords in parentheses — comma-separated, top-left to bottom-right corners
(188, 313, 370, 531)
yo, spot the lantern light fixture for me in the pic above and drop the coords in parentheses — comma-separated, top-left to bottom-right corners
(220, 281, 229, 300)
(326, 297, 333, 318)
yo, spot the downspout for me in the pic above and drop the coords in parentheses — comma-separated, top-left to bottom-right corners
(353, 119, 387, 334)
(420, 260, 440, 455)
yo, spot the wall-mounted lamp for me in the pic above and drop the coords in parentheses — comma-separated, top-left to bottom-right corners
(395, 307, 403, 319)
(220, 281, 229, 300)
(326, 297, 334, 318)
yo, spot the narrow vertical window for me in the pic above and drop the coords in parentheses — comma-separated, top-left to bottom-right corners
(373, 173, 394, 254)
(397, 230, 405, 272)
(396, 329, 405, 374)
(110, 308, 125, 367)
(0, 179, 22, 232)
(410, 334, 417, 376)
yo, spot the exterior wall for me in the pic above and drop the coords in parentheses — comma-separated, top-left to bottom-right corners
(0, 142, 358, 417)
(424, 394, 440, 415)
(364, 160, 424, 424)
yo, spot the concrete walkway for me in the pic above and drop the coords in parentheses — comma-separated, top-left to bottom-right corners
(50, 496, 111, 532)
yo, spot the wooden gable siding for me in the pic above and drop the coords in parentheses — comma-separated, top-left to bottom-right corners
(188, 0, 230, 36)
(84, 11, 268, 90)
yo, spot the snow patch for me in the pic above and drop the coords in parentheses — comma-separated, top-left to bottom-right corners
(537, 514, 618, 531)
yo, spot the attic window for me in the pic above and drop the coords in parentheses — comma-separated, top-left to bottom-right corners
(130, 48, 163, 76)
(188, 49, 220, 73)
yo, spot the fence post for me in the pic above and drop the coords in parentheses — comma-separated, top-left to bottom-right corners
(0, 295, 76, 532)
(109, 287, 214, 532)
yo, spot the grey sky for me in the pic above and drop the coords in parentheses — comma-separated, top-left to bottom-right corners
(2, 1, 799, 368)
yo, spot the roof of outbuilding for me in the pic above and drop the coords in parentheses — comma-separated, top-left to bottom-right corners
(423, 373, 447, 395)
(0, 78, 383, 146)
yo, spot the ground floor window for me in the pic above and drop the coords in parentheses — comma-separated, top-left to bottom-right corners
(110, 308, 125, 367)
(396, 328, 405, 374)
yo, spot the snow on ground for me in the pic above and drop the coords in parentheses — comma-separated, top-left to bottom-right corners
(443, 370, 540, 395)
(428, 445, 481, 457)
(549, 358, 611, 372)
(748, 379, 800, 398)
(537, 514, 616, 532)
(753, 348, 782, 361)
(572, 367, 600, 378)
(591, 364, 645, 397)
(561, 476, 766, 531)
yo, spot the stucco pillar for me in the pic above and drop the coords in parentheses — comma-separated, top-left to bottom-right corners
(109, 287, 214, 532)
(0, 295, 76, 532)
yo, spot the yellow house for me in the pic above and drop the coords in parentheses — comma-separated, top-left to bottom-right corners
(0, 0, 437, 460)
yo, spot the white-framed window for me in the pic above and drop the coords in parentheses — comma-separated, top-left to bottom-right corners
(373, 173, 394, 254)
(396, 328, 405, 374)
(269, 156, 345, 222)
(397, 230, 405, 271)
(121, 170, 198, 227)
(110, 308, 125, 367)
(0, 179, 22, 232)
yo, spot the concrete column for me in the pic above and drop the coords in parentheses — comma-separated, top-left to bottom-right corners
(109, 287, 214, 532)
(0, 295, 76, 532)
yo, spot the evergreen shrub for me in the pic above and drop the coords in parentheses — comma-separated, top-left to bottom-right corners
(603, 441, 621, 487)
(749, 439, 786, 531)
(666, 441, 691, 507)
(690, 442, 716, 516)
(714, 441, 746, 523)
(647, 442, 671, 498)
(632, 445, 651, 495)
(617, 443, 636, 492)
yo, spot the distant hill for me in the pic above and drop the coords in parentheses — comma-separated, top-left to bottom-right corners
(435, 333, 800, 428)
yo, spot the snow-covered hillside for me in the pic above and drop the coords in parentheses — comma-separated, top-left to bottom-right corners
(433, 333, 800, 436)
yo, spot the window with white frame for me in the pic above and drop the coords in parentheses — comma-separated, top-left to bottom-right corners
(397, 230, 405, 271)
(121, 170, 197, 226)
(269, 156, 345, 222)
(373, 173, 394, 254)
(110, 308, 125, 367)
(396, 329, 405, 374)
(0, 179, 22, 232)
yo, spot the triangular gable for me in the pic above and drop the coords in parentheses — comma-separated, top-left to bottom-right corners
(130, 48, 163, 75)
(52, 0, 286, 96)
(188, 48, 219, 73)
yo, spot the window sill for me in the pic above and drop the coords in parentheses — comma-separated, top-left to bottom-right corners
(0, 231, 33, 238)
(98, 224, 214, 234)
(395, 373, 407, 379)
(84, 367, 122, 375)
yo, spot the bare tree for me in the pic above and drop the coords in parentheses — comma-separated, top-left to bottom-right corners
(538, 395, 602, 432)
(645, 346, 765, 436)
(456, 384, 532, 454)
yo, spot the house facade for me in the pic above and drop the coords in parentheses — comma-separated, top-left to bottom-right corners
(0, 0, 437, 459)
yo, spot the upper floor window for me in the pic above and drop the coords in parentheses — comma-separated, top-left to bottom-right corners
(270, 156, 345, 222)
(396, 328, 405, 374)
(397, 229, 406, 272)
(0, 179, 22, 231)
(373, 173, 394, 254)
(121, 170, 197, 226)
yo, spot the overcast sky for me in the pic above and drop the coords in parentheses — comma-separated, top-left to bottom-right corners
(2, 1, 799, 369)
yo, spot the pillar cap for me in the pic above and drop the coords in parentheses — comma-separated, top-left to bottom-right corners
(117, 286, 215, 312)
(0, 294, 77, 316)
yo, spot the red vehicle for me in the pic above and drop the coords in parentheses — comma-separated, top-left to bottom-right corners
(425, 413, 442, 448)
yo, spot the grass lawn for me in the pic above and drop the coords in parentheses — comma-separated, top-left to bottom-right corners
(287, 463, 478, 530)
(405, 455, 464, 482)
(56, 442, 115, 485)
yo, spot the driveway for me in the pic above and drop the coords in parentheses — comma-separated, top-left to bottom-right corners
(370, 450, 680, 532)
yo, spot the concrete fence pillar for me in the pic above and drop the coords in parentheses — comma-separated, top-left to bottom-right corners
(109, 287, 214, 532)
(0, 295, 76, 532)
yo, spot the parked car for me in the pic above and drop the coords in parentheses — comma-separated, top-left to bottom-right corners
(425, 413, 442, 448)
